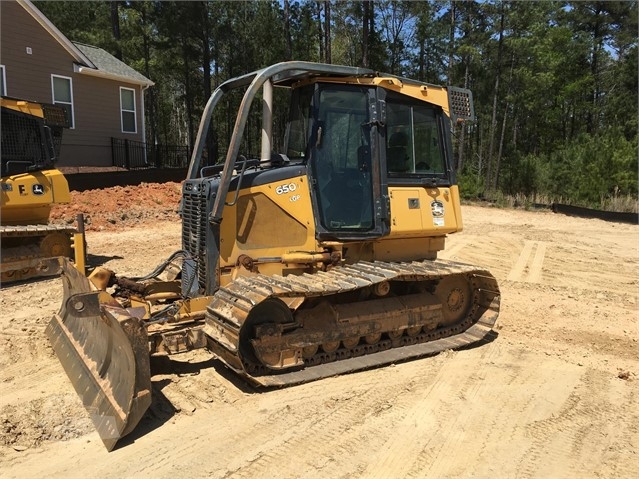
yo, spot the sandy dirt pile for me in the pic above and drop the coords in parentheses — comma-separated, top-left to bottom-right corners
(1, 182, 638, 478)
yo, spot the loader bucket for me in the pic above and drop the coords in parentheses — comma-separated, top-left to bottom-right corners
(46, 259, 152, 451)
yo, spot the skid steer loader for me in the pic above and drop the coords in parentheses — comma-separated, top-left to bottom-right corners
(46, 62, 500, 451)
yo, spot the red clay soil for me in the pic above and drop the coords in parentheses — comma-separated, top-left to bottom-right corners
(50, 182, 183, 231)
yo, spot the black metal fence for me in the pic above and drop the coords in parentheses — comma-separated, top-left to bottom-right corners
(111, 137, 190, 169)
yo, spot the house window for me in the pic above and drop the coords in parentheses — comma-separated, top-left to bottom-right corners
(51, 75, 74, 128)
(1, 65, 6, 95)
(120, 87, 137, 133)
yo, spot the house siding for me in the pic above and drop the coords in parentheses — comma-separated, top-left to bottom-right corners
(0, 1, 146, 167)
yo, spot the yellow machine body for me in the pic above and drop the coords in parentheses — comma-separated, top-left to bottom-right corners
(1, 96, 85, 283)
(1, 169, 71, 225)
(46, 62, 499, 451)
(217, 177, 463, 285)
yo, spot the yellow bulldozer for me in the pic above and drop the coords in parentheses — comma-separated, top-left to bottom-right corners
(46, 62, 500, 451)
(1, 96, 86, 283)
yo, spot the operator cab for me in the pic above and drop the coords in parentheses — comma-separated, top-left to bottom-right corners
(285, 81, 455, 241)
(1, 98, 67, 176)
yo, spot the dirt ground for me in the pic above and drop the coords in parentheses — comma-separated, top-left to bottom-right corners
(1, 183, 637, 479)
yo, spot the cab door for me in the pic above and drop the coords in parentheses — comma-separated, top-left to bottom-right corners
(307, 83, 389, 241)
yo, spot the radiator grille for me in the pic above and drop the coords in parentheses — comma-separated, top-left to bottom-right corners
(181, 182, 209, 291)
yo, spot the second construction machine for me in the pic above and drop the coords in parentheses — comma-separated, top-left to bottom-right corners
(47, 62, 501, 451)
(1, 96, 85, 283)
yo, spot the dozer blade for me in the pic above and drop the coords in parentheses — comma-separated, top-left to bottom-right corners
(46, 259, 151, 451)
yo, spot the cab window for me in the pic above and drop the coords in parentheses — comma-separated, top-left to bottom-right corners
(386, 99, 445, 175)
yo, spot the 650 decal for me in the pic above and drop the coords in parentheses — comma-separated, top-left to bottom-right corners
(275, 182, 297, 195)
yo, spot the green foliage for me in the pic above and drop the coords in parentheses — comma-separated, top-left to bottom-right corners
(536, 128, 638, 207)
(32, 0, 638, 210)
(457, 168, 486, 200)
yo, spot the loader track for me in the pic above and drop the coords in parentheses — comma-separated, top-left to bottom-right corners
(204, 259, 500, 386)
(1, 224, 75, 283)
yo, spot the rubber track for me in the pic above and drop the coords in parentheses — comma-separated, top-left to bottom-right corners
(205, 259, 501, 387)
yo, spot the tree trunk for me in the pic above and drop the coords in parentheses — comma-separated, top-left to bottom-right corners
(418, 40, 425, 81)
(362, 1, 369, 67)
(141, 9, 155, 146)
(284, 0, 292, 61)
(110, 1, 122, 60)
(447, 0, 455, 85)
(181, 34, 194, 149)
(200, 2, 214, 163)
(316, 2, 324, 62)
(324, 1, 331, 64)
(493, 53, 515, 190)
(201, 2, 212, 102)
(485, 3, 505, 190)
(589, 5, 603, 135)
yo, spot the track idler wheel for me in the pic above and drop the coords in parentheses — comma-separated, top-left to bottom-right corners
(434, 274, 472, 326)
(40, 232, 72, 258)
(242, 298, 302, 370)
(387, 330, 403, 340)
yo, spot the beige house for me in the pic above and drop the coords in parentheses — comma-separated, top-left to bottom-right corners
(0, 0, 154, 167)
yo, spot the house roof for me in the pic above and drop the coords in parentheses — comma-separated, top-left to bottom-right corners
(73, 43, 154, 87)
(18, 0, 153, 87)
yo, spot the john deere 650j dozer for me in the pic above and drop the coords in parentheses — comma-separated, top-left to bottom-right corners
(47, 62, 500, 451)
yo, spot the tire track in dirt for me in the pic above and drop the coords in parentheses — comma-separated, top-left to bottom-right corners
(516, 368, 638, 479)
(527, 242, 547, 283)
(442, 238, 467, 260)
(507, 240, 548, 283)
(279, 357, 472, 479)
(193, 357, 463, 479)
(409, 343, 516, 478)
(445, 232, 522, 281)
(211, 372, 418, 479)
(358, 344, 588, 479)
(357, 350, 490, 478)
(112, 376, 376, 478)
(507, 240, 535, 281)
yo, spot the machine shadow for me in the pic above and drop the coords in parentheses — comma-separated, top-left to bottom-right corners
(115, 355, 258, 449)
(113, 379, 175, 450)
(86, 253, 124, 267)
(150, 354, 258, 394)
(457, 330, 500, 351)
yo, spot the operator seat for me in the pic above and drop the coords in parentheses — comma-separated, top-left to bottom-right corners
(387, 131, 410, 172)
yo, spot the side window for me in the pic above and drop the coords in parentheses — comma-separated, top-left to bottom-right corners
(386, 103, 412, 173)
(51, 75, 74, 128)
(413, 108, 444, 173)
(286, 85, 313, 159)
(120, 87, 137, 133)
(386, 100, 444, 175)
(0, 65, 6, 95)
